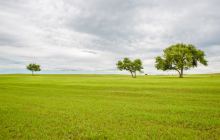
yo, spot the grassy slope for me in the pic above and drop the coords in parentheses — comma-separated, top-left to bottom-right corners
(0, 74, 219, 139)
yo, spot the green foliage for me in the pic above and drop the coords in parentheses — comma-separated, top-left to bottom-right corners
(117, 58, 143, 78)
(0, 74, 219, 139)
(26, 63, 41, 75)
(155, 43, 208, 78)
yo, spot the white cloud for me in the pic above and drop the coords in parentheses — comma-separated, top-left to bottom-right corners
(0, 0, 220, 74)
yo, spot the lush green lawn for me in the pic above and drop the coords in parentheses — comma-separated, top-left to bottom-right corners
(0, 74, 220, 139)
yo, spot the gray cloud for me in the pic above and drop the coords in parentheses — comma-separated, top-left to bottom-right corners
(0, 0, 220, 74)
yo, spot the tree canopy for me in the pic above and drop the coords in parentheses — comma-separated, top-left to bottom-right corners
(116, 58, 143, 78)
(155, 43, 208, 78)
(26, 63, 41, 75)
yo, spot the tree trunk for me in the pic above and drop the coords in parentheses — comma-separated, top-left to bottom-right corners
(130, 71, 134, 78)
(134, 71, 136, 78)
(178, 68, 183, 78)
(180, 68, 183, 78)
(32, 71, 34, 76)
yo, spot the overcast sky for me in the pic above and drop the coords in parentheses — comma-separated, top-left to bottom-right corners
(0, 0, 220, 74)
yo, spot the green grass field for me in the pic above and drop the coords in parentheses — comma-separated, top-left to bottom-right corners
(0, 74, 220, 139)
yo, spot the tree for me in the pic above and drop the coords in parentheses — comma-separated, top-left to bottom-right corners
(116, 58, 143, 78)
(155, 43, 208, 78)
(26, 63, 41, 75)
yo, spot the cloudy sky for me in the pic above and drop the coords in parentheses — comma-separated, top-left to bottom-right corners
(0, 0, 220, 74)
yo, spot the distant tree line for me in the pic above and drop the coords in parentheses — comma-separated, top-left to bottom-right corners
(26, 43, 208, 78)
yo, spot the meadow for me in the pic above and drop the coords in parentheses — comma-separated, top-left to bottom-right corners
(0, 74, 219, 139)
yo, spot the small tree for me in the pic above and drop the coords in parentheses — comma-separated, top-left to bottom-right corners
(155, 43, 208, 78)
(26, 63, 41, 75)
(116, 57, 143, 78)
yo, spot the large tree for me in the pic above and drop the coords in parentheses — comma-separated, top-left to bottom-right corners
(26, 63, 41, 75)
(116, 58, 143, 78)
(155, 43, 208, 78)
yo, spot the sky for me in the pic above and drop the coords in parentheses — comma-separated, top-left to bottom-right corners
(0, 0, 220, 74)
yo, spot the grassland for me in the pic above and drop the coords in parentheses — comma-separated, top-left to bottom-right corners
(0, 74, 220, 139)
